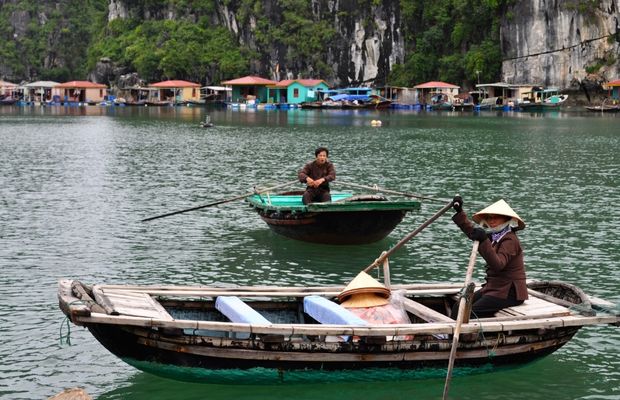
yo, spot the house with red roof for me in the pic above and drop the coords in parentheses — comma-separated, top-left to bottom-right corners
(0, 80, 18, 99)
(604, 79, 620, 100)
(148, 80, 201, 105)
(221, 75, 277, 104)
(268, 79, 329, 105)
(55, 81, 108, 104)
(413, 81, 460, 105)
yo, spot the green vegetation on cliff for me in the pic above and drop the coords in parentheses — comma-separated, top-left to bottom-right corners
(87, 18, 248, 83)
(1, 0, 509, 87)
(0, 0, 108, 81)
(389, 0, 508, 87)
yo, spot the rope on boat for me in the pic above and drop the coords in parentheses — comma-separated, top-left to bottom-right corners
(59, 300, 87, 346)
(59, 316, 72, 346)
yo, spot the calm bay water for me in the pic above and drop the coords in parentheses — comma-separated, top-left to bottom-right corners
(1, 106, 619, 399)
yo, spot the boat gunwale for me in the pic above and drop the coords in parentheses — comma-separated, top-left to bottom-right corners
(245, 193, 421, 213)
(71, 311, 618, 336)
(60, 279, 619, 338)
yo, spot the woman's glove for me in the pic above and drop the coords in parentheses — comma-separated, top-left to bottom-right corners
(452, 195, 463, 213)
(468, 227, 487, 242)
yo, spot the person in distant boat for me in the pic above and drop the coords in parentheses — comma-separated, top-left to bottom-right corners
(298, 147, 336, 204)
(450, 196, 528, 319)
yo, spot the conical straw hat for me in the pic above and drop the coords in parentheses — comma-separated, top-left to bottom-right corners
(337, 271, 390, 307)
(472, 199, 525, 230)
(340, 292, 389, 308)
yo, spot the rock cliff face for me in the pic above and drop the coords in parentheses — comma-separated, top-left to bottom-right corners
(108, 0, 404, 86)
(501, 0, 620, 89)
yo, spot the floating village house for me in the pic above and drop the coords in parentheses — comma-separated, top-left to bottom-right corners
(475, 82, 535, 105)
(413, 81, 460, 105)
(149, 80, 201, 104)
(0, 80, 18, 98)
(604, 79, 620, 101)
(375, 86, 417, 105)
(221, 75, 277, 104)
(55, 81, 107, 104)
(268, 79, 329, 104)
(23, 81, 60, 103)
(201, 86, 231, 104)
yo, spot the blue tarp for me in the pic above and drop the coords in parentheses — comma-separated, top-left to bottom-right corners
(326, 94, 370, 102)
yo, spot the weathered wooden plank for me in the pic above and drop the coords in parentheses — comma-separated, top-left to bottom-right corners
(495, 296, 571, 318)
(98, 283, 465, 293)
(58, 279, 91, 319)
(96, 290, 174, 321)
(134, 335, 569, 363)
(74, 308, 620, 337)
(402, 298, 454, 322)
(89, 288, 462, 299)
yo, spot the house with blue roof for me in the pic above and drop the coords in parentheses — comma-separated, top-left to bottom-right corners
(268, 79, 329, 104)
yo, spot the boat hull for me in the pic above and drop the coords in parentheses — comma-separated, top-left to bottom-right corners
(86, 322, 577, 380)
(258, 209, 408, 244)
(585, 105, 620, 113)
(246, 193, 420, 244)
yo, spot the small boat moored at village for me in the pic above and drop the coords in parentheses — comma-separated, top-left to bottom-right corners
(519, 87, 568, 111)
(245, 191, 421, 244)
(585, 104, 620, 113)
(57, 275, 620, 384)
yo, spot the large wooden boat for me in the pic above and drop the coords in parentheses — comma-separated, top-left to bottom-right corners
(245, 192, 421, 244)
(519, 87, 568, 111)
(58, 278, 619, 384)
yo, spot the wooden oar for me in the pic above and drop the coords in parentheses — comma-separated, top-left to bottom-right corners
(336, 181, 449, 203)
(442, 240, 480, 400)
(141, 179, 299, 222)
(363, 200, 454, 273)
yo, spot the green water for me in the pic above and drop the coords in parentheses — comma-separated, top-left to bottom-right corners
(1, 106, 619, 399)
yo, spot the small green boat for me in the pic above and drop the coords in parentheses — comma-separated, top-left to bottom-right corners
(245, 192, 421, 244)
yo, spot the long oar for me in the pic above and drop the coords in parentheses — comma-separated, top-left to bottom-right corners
(141, 179, 299, 222)
(363, 200, 454, 273)
(336, 181, 449, 203)
(442, 240, 480, 400)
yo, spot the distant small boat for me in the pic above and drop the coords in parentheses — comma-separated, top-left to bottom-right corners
(585, 104, 620, 113)
(300, 101, 323, 109)
(426, 93, 453, 111)
(245, 192, 420, 244)
(364, 95, 392, 109)
(200, 115, 214, 128)
(0, 96, 17, 105)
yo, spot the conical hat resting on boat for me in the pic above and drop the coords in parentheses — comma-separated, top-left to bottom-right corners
(473, 199, 525, 230)
(338, 271, 390, 308)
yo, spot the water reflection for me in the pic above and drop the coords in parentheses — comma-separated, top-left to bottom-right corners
(1, 107, 619, 399)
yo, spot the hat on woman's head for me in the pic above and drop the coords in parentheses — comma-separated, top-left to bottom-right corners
(338, 271, 390, 308)
(473, 199, 526, 230)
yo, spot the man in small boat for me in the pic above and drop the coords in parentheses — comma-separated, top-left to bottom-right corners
(298, 147, 336, 204)
(450, 196, 528, 318)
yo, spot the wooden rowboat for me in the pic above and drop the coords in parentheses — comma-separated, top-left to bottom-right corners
(584, 105, 620, 113)
(244, 192, 421, 244)
(58, 278, 619, 384)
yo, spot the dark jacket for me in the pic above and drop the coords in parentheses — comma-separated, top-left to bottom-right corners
(298, 160, 336, 191)
(452, 211, 528, 301)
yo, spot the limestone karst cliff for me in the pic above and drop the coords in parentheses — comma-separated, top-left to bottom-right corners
(1, 0, 619, 90)
(501, 0, 620, 89)
(106, 0, 404, 87)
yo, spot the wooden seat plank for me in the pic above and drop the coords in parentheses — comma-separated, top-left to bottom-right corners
(402, 298, 454, 323)
(495, 296, 571, 318)
(94, 287, 174, 320)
